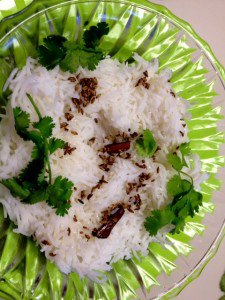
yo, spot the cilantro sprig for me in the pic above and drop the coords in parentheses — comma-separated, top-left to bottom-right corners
(144, 143, 203, 236)
(37, 22, 109, 73)
(1, 94, 73, 216)
(135, 129, 157, 158)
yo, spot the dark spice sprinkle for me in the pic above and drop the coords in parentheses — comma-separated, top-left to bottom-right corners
(182, 123, 186, 128)
(176, 146, 180, 150)
(143, 70, 148, 77)
(128, 128, 131, 132)
(85, 234, 91, 240)
(67, 227, 71, 236)
(152, 155, 156, 162)
(60, 122, 69, 131)
(94, 118, 98, 124)
(65, 112, 74, 121)
(73, 187, 77, 191)
(80, 190, 86, 199)
(68, 76, 76, 82)
(89, 137, 96, 143)
(170, 90, 176, 97)
(49, 252, 56, 257)
(87, 193, 93, 200)
(179, 131, 184, 137)
(73, 215, 77, 222)
(135, 162, 147, 169)
(80, 231, 84, 234)
(151, 179, 155, 182)
(42, 240, 50, 245)
(156, 146, 161, 151)
(157, 166, 159, 173)
(78, 199, 84, 204)
(64, 143, 76, 155)
(83, 226, 89, 230)
(71, 130, 78, 135)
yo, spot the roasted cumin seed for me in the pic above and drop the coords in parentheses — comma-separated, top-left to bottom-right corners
(78, 199, 84, 204)
(73, 215, 77, 222)
(41, 240, 50, 246)
(49, 253, 56, 257)
(67, 227, 71, 236)
(179, 131, 184, 137)
(65, 112, 74, 121)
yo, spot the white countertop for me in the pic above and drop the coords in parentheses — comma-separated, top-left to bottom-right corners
(151, 1, 225, 299)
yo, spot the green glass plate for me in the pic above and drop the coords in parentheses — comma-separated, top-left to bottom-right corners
(0, 1, 225, 299)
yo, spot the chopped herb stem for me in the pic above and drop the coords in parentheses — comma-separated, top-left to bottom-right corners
(26, 93, 42, 119)
(180, 170, 193, 185)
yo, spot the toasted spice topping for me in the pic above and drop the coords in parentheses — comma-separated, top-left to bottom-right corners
(182, 123, 186, 128)
(135, 71, 150, 89)
(170, 90, 176, 97)
(92, 205, 125, 239)
(67, 227, 71, 236)
(94, 118, 98, 124)
(42, 240, 50, 245)
(89, 137, 96, 143)
(60, 122, 69, 131)
(78, 199, 84, 204)
(73, 215, 77, 222)
(135, 162, 147, 169)
(80, 190, 86, 199)
(85, 234, 91, 240)
(130, 132, 138, 138)
(68, 76, 76, 82)
(65, 112, 74, 121)
(157, 166, 159, 173)
(49, 252, 56, 257)
(179, 131, 184, 137)
(105, 141, 130, 154)
(64, 143, 76, 155)
(87, 193, 93, 200)
(71, 130, 78, 135)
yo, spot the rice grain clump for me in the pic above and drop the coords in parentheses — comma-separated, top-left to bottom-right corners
(0, 55, 205, 281)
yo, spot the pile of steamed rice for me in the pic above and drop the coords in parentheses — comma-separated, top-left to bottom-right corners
(0, 55, 206, 282)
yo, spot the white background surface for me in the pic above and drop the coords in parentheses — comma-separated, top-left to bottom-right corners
(151, 1, 225, 299)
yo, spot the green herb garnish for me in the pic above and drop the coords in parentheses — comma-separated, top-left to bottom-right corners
(37, 22, 109, 73)
(135, 129, 157, 158)
(1, 94, 73, 216)
(144, 143, 203, 236)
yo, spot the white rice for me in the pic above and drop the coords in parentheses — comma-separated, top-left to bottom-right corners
(0, 55, 205, 281)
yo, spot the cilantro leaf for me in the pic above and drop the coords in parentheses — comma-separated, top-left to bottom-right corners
(179, 142, 191, 167)
(60, 44, 103, 73)
(33, 116, 55, 138)
(167, 153, 183, 171)
(144, 207, 175, 236)
(135, 129, 157, 158)
(1, 178, 30, 199)
(13, 107, 30, 140)
(19, 157, 45, 185)
(180, 143, 191, 156)
(167, 175, 192, 198)
(37, 35, 67, 70)
(47, 176, 73, 216)
(83, 22, 109, 49)
(48, 138, 65, 154)
(220, 273, 225, 292)
(2, 94, 74, 217)
(26, 188, 48, 204)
